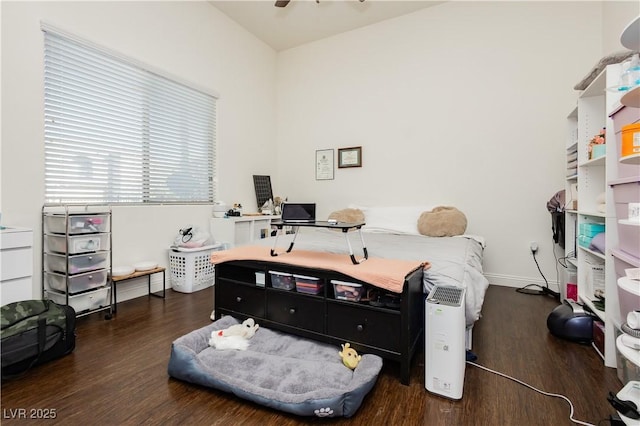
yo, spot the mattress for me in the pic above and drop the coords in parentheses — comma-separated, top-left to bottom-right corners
(252, 228, 489, 326)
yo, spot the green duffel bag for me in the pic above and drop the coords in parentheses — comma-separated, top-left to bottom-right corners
(1, 299, 76, 379)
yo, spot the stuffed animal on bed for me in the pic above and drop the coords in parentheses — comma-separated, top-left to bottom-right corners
(339, 343, 362, 370)
(208, 318, 259, 350)
(417, 206, 467, 237)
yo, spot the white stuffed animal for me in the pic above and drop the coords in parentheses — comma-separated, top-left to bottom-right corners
(208, 318, 259, 350)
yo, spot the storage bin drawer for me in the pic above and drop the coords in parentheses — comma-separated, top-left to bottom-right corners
(269, 270, 295, 290)
(46, 286, 110, 314)
(331, 279, 365, 301)
(618, 220, 640, 258)
(327, 303, 400, 352)
(216, 280, 265, 318)
(45, 233, 109, 254)
(45, 213, 110, 234)
(46, 270, 108, 294)
(46, 252, 109, 275)
(616, 334, 640, 385)
(266, 291, 324, 333)
(611, 178, 640, 221)
(293, 274, 323, 295)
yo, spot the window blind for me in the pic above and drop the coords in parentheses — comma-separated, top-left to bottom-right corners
(43, 28, 217, 204)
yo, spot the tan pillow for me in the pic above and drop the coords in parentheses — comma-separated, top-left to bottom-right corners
(417, 206, 467, 237)
(328, 208, 365, 223)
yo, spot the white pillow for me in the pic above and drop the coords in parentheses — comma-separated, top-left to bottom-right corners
(348, 204, 433, 235)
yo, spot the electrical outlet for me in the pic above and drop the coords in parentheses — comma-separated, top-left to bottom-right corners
(530, 241, 538, 254)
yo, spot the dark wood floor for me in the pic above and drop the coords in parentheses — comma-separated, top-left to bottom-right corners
(1, 285, 621, 425)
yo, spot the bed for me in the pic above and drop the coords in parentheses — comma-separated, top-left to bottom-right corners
(221, 204, 489, 346)
(252, 229, 487, 345)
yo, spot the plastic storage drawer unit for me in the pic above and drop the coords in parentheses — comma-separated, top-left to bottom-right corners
(269, 271, 295, 290)
(45, 233, 109, 254)
(46, 252, 109, 275)
(46, 270, 108, 294)
(45, 213, 110, 234)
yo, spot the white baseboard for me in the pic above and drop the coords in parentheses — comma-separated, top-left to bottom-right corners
(484, 272, 560, 293)
(113, 275, 170, 304)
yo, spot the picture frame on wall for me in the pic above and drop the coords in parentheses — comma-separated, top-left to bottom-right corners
(315, 149, 334, 180)
(338, 146, 362, 168)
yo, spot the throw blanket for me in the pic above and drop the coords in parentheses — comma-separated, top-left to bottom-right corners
(211, 246, 429, 294)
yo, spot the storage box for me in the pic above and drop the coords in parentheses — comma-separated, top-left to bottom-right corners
(618, 220, 640, 258)
(45, 213, 110, 234)
(611, 177, 640, 221)
(169, 247, 218, 293)
(579, 223, 605, 237)
(331, 280, 364, 302)
(621, 123, 640, 160)
(46, 286, 110, 314)
(293, 274, 323, 295)
(591, 144, 606, 159)
(618, 277, 640, 321)
(46, 270, 108, 294)
(46, 251, 109, 275)
(616, 334, 640, 385)
(269, 271, 295, 290)
(613, 249, 640, 280)
(45, 233, 109, 254)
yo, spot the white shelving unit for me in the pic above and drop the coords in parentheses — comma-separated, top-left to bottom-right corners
(565, 63, 626, 367)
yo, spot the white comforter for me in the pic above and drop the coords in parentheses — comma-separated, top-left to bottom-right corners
(251, 228, 489, 327)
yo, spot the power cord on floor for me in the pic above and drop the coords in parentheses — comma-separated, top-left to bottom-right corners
(467, 361, 595, 426)
(516, 246, 560, 299)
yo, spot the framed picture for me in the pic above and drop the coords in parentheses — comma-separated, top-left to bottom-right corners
(338, 146, 362, 168)
(315, 149, 334, 180)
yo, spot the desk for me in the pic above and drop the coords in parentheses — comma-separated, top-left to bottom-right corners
(269, 221, 368, 265)
(112, 267, 165, 313)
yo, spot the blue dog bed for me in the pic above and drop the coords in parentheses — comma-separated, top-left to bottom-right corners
(168, 316, 383, 418)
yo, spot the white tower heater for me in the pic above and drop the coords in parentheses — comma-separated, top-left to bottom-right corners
(425, 285, 466, 399)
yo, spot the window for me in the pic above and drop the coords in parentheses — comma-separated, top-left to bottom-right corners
(43, 26, 217, 204)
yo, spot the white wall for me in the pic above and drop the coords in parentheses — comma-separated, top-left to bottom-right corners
(1, 1, 636, 304)
(603, 1, 640, 55)
(1, 1, 278, 301)
(274, 1, 635, 289)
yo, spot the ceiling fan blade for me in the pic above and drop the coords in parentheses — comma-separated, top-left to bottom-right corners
(274, 0, 290, 7)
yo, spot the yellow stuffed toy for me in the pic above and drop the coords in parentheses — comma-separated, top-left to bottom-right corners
(339, 343, 362, 370)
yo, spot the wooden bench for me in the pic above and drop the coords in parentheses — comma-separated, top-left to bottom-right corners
(112, 267, 166, 313)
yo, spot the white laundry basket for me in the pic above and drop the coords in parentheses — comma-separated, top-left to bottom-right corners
(169, 245, 222, 293)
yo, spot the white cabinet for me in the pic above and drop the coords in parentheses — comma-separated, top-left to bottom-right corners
(564, 63, 629, 368)
(210, 215, 280, 247)
(0, 227, 34, 305)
